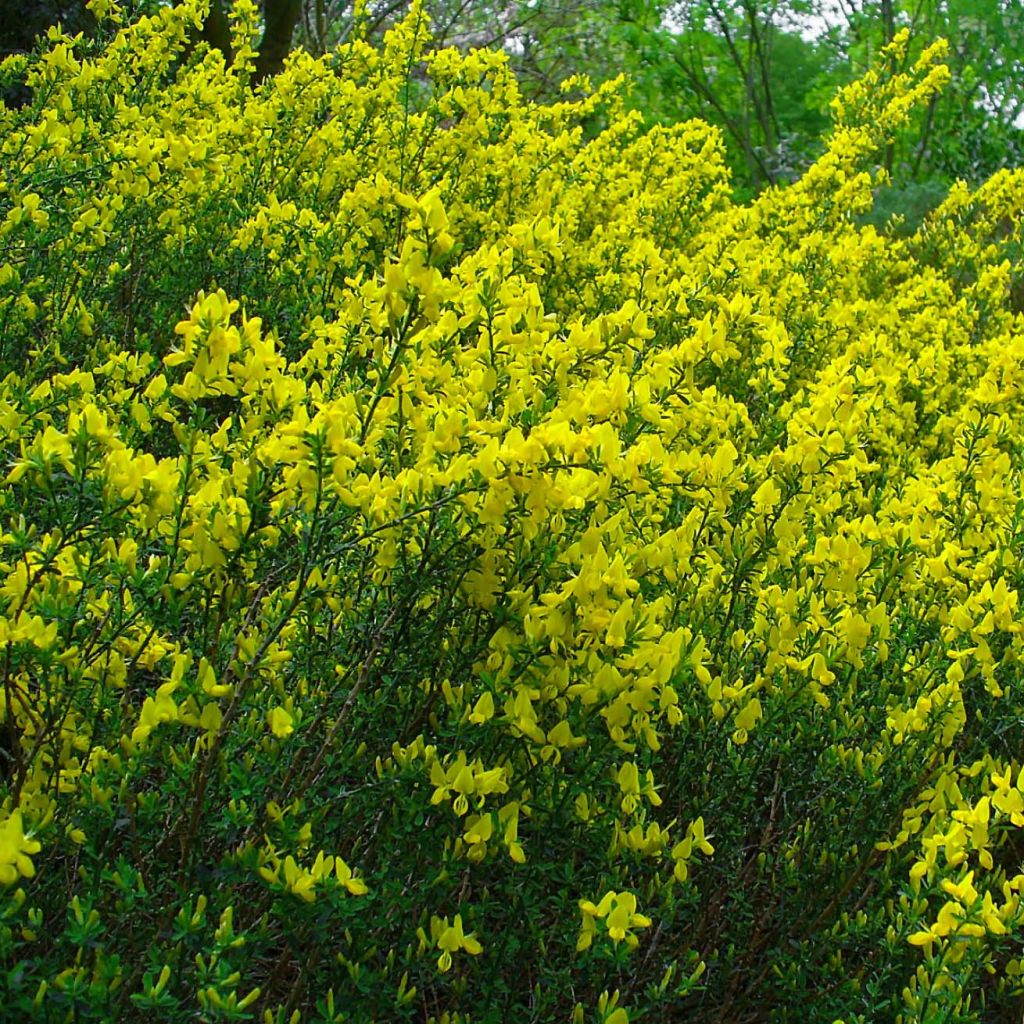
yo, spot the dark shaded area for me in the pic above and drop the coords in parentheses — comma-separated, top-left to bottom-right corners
(189, 0, 307, 84)
(0, 0, 94, 106)
(198, 0, 234, 60)
(0, 0, 305, 104)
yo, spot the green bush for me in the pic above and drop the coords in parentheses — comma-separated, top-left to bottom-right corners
(2, 5, 1024, 1022)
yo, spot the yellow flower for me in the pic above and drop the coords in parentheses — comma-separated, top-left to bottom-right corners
(0, 812, 42, 886)
(751, 478, 781, 514)
(577, 891, 651, 951)
(334, 857, 368, 896)
(268, 707, 295, 738)
(433, 914, 483, 971)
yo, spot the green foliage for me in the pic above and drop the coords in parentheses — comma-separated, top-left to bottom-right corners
(858, 179, 949, 237)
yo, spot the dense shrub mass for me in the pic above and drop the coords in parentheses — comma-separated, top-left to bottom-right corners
(2, 3, 1024, 1021)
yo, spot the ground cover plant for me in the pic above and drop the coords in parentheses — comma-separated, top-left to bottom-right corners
(2, 2, 1024, 1020)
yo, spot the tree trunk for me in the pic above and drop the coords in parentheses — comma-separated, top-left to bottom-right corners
(253, 0, 304, 84)
(199, 0, 233, 62)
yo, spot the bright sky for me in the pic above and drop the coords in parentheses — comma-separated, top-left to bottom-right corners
(661, 4, 840, 40)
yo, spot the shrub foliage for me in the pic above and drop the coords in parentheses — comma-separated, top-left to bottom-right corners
(2, 3, 1024, 1021)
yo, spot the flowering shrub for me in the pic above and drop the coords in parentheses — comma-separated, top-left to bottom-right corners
(2, 2, 1024, 1021)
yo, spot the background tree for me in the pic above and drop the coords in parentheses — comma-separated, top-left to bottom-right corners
(798, 0, 1024, 184)
(609, 0, 839, 190)
(289, 0, 630, 99)
(195, 0, 306, 81)
(5, 0, 1024, 199)
(608, 0, 1024, 210)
